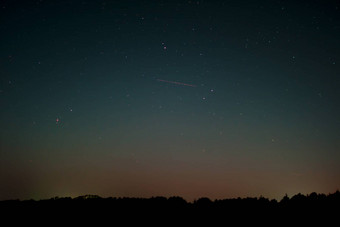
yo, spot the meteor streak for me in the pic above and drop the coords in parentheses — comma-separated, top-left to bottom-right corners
(157, 79, 196, 87)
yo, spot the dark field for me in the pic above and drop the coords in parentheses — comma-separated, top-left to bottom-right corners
(1, 191, 339, 225)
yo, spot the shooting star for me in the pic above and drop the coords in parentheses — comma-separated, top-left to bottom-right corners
(157, 79, 196, 87)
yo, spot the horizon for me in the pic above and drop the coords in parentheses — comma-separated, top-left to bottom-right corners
(3, 190, 340, 203)
(0, 0, 339, 201)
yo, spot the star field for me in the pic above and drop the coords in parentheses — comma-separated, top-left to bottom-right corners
(0, 0, 339, 201)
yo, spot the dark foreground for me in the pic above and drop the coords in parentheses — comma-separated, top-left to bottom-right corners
(1, 191, 339, 225)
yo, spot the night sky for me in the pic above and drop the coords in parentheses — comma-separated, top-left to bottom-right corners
(1, 0, 339, 201)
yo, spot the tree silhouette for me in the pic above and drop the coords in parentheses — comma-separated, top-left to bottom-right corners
(1, 191, 339, 225)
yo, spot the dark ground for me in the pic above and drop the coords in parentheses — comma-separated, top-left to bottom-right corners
(1, 191, 339, 225)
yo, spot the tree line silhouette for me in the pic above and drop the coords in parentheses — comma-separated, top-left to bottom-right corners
(1, 191, 339, 225)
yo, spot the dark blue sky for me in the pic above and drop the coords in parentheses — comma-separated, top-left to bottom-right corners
(0, 0, 339, 200)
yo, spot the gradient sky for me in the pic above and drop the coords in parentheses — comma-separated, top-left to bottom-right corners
(1, 0, 339, 201)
